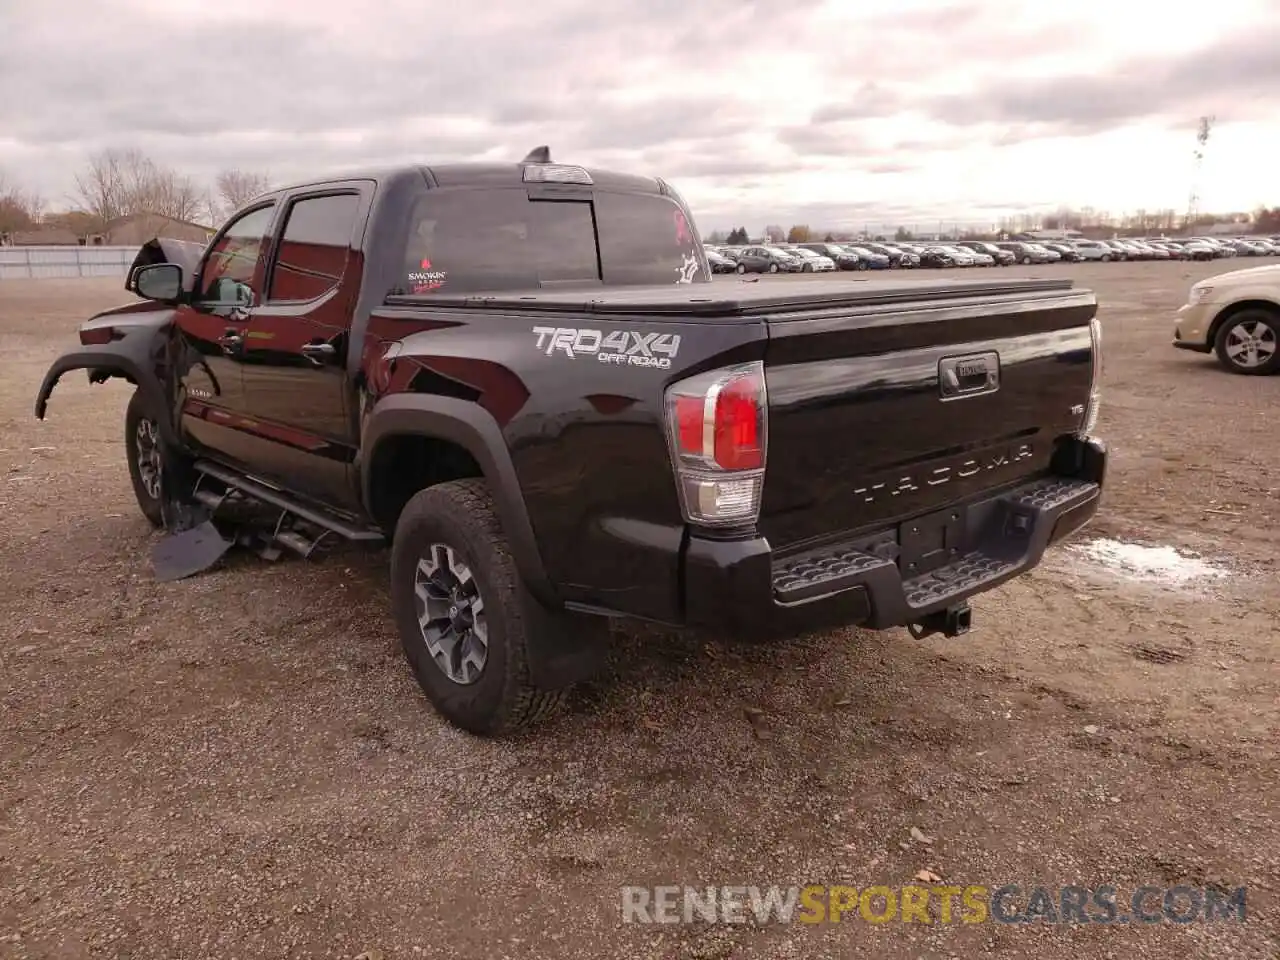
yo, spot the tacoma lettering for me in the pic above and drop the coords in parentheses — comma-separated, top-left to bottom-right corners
(854, 444, 1034, 504)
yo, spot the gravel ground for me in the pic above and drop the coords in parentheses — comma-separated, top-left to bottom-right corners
(1, 262, 1276, 959)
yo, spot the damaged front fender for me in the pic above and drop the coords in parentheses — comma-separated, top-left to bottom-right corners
(33, 328, 180, 449)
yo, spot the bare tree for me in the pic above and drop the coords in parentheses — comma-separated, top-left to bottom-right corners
(73, 147, 208, 226)
(74, 148, 131, 227)
(0, 170, 43, 233)
(214, 169, 271, 217)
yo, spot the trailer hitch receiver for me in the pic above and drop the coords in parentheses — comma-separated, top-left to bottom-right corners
(908, 602, 972, 640)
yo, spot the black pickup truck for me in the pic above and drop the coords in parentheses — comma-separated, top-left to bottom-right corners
(34, 148, 1107, 735)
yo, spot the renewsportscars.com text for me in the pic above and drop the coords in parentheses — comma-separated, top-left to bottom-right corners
(620, 884, 1247, 925)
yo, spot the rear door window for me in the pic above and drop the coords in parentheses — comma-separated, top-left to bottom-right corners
(267, 193, 360, 302)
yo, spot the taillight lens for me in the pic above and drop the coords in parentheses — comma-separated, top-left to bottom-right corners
(1081, 316, 1102, 436)
(79, 325, 118, 346)
(665, 361, 767, 526)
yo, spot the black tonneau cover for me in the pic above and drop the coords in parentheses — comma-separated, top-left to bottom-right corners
(384, 277, 1077, 318)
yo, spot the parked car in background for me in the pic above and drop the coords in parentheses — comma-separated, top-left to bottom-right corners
(1044, 242, 1084, 263)
(785, 247, 837, 272)
(933, 245, 977, 267)
(1149, 241, 1189, 260)
(1133, 241, 1171, 261)
(1173, 262, 1280, 374)
(1071, 240, 1113, 261)
(1115, 240, 1148, 260)
(1179, 240, 1217, 261)
(957, 241, 1015, 266)
(915, 246, 956, 268)
(1101, 240, 1130, 261)
(704, 248, 739, 273)
(859, 242, 912, 268)
(996, 242, 1054, 265)
(798, 242, 861, 270)
(733, 245, 804, 274)
(1234, 238, 1273, 256)
(962, 246, 996, 266)
(843, 245, 892, 269)
(1189, 238, 1236, 258)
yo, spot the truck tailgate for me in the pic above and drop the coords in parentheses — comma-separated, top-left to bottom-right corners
(759, 283, 1097, 554)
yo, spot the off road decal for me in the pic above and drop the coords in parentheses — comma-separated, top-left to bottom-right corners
(531, 326, 682, 369)
(674, 253, 700, 283)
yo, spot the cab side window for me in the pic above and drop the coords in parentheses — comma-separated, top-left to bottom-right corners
(267, 193, 360, 302)
(199, 204, 275, 303)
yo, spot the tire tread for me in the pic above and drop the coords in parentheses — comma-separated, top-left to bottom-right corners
(392, 479, 565, 734)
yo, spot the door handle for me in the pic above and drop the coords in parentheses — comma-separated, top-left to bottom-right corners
(301, 342, 336, 361)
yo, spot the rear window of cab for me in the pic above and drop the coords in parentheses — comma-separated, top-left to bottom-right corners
(395, 187, 708, 294)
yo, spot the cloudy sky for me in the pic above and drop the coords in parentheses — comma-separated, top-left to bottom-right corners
(3, 0, 1279, 231)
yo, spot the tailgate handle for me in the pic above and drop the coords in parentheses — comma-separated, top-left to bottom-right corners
(939, 352, 1000, 400)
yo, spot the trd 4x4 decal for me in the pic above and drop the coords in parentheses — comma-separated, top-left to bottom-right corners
(531, 326, 682, 370)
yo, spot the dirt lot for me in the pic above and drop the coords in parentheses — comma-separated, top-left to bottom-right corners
(1, 262, 1276, 959)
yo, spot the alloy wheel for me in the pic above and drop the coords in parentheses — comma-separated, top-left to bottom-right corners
(135, 418, 162, 500)
(413, 542, 489, 685)
(1224, 319, 1278, 370)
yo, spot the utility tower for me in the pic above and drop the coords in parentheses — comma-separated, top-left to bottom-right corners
(1185, 115, 1214, 228)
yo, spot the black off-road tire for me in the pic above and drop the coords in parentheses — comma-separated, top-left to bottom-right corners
(390, 479, 566, 735)
(1213, 309, 1280, 376)
(124, 389, 179, 527)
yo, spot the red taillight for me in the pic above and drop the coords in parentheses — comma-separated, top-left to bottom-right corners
(713, 378, 763, 470)
(675, 395, 705, 455)
(79, 326, 117, 345)
(665, 361, 768, 526)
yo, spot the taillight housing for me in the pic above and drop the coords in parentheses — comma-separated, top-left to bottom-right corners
(1080, 316, 1102, 436)
(664, 361, 767, 527)
(79, 325, 119, 346)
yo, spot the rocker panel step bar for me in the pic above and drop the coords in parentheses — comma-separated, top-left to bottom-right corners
(192, 460, 384, 543)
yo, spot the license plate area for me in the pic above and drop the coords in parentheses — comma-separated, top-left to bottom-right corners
(898, 505, 967, 577)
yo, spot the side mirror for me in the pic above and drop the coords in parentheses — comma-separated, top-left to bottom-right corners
(132, 263, 183, 303)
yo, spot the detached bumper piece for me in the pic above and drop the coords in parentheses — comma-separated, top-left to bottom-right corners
(770, 477, 1097, 627)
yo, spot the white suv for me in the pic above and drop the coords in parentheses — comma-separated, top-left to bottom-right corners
(1071, 240, 1113, 261)
(1173, 263, 1280, 374)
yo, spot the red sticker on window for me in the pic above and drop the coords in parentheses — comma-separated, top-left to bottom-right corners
(674, 211, 691, 245)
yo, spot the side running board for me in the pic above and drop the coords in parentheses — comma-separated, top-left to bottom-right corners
(191, 460, 384, 559)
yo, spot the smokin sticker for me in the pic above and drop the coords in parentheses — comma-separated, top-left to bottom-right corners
(531, 326, 681, 369)
(408, 258, 447, 293)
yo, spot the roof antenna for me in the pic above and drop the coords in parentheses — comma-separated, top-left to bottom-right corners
(522, 145, 551, 163)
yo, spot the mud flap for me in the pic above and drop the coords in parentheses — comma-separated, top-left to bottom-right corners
(521, 594, 611, 690)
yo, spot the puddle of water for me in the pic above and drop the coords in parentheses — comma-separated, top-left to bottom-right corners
(1068, 537, 1228, 586)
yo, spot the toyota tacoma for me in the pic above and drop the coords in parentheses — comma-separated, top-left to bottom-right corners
(34, 148, 1107, 735)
